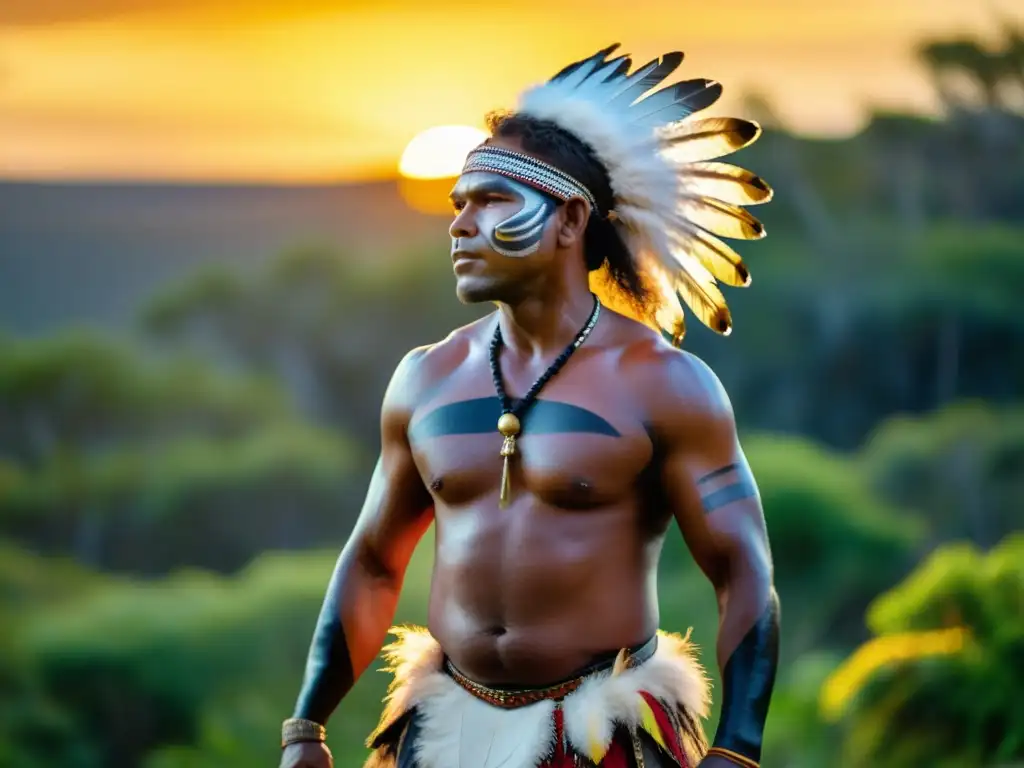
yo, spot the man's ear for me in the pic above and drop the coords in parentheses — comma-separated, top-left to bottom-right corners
(556, 198, 590, 248)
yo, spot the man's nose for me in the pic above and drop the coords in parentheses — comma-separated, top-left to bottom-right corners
(449, 208, 477, 240)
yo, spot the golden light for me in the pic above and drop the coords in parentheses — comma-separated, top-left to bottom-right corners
(398, 125, 489, 216)
(398, 125, 488, 180)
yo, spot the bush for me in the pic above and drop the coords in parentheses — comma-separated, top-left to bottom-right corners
(4, 535, 435, 768)
(823, 534, 1024, 767)
(1, 426, 362, 574)
(862, 402, 1024, 548)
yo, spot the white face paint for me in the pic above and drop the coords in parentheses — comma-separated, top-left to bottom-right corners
(450, 172, 558, 258)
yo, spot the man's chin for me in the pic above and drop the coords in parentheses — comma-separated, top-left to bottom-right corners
(455, 277, 502, 305)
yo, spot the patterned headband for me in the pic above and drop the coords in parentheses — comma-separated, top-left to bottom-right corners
(461, 145, 598, 211)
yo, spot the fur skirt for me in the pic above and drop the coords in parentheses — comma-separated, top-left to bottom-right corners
(362, 626, 710, 768)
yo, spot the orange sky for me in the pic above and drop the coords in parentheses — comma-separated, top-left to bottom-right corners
(0, 0, 1019, 182)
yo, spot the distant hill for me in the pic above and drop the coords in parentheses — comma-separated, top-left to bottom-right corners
(0, 180, 449, 335)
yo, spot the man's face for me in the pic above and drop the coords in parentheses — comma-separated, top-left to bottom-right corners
(448, 163, 562, 304)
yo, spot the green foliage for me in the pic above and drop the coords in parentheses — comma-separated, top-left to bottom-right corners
(0, 421, 1013, 767)
(862, 403, 1024, 547)
(0, 546, 113, 768)
(0, 425, 361, 574)
(0, 541, 104, 616)
(762, 652, 844, 768)
(133, 216, 1024, 457)
(912, 225, 1024, 316)
(0, 326, 368, 573)
(1, 536, 436, 768)
(2, 27, 1023, 767)
(141, 246, 487, 443)
(867, 535, 1024, 641)
(747, 435, 923, 653)
(0, 331, 291, 467)
(832, 535, 1024, 767)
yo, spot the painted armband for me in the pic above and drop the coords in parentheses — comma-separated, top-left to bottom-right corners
(707, 591, 780, 768)
(293, 582, 354, 725)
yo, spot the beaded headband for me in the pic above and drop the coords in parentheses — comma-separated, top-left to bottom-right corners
(461, 145, 598, 212)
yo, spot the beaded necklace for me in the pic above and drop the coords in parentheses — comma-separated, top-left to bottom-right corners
(488, 295, 602, 508)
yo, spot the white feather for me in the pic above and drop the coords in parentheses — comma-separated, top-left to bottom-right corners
(365, 627, 710, 768)
(500, 46, 769, 340)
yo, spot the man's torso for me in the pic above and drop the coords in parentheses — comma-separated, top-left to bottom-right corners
(404, 311, 686, 686)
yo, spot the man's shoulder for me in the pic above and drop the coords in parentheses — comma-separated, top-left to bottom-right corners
(386, 315, 493, 406)
(609, 316, 718, 392)
(611, 322, 731, 427)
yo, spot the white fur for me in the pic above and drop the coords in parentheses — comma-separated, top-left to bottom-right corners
(511, 60, 764, 341)
(562, 631, 710, 765)
(371, 626, 710, 767)
(516, 84, 688, 331)
(517, 87, 678, 227)
(375, 627, 556, 768)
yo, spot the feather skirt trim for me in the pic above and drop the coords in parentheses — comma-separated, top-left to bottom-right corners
(364, 625, 710, 768)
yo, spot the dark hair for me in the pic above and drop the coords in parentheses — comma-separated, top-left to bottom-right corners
(485, 111, 652, 310)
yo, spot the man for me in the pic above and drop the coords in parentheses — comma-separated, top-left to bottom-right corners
(280, 44, 779, 768)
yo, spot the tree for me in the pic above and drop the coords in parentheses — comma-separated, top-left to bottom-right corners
(919, 24, 1024, 115)
(0, 332, 364, 573)
(862, 403, 1024, 548)
(0, 331, 290, 468)
(0, 425, 361, 573)
(822, 534, 1024, 767)
(3, 541, 436, 768)
(141, 246, 486, 444)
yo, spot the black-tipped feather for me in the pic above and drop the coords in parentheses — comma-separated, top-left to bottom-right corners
(551, 43, 620, 84)
(602, 55, 633, 82)
(607, 52, 684, 106)
(631, 79, 723, 125)
(528, 45, 770, 344)
(660, 118, 762, 164)
(683, 162, 774, 206)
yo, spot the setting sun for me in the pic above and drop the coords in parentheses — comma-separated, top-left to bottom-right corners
(398, 125, 489, 180)
(397, 125, 489, 215)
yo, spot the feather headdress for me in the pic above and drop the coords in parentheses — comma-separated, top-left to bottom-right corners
(480, 43, 772, 344)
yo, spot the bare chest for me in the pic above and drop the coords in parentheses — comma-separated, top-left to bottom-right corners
(408, 389, 653, 509)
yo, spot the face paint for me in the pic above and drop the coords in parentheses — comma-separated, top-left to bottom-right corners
(451, 173, 557, 258)
(489, 178, 556, 257)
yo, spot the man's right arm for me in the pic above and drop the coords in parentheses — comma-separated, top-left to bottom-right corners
(290, 348, 434, 729)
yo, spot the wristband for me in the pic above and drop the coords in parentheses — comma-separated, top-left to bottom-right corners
(706, 746, 759, 768)
(282, 717, 327, 748)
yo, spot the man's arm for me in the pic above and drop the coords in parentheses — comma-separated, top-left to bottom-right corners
(656, 352, 779, 768)
(291, 348, 434, 728)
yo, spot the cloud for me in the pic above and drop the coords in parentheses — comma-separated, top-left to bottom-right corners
(0, 0, 371, 27)
(2, 0, 1012, 180)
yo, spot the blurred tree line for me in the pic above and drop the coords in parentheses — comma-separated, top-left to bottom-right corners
(1, 27, 1023, 768)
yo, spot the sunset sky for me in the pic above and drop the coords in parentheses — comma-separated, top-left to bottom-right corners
(1, 0, 1020, 182)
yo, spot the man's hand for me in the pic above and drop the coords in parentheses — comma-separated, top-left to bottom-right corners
(279, 741, 333, 768)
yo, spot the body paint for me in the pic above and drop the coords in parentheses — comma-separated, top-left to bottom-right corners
(451, 173, 558, 258)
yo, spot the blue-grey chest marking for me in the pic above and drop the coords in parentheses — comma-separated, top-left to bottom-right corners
(409, 396, 621, 442)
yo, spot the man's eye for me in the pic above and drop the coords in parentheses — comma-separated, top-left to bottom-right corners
(451, 200, 466, 211)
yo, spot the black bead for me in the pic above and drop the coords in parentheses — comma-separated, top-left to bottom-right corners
(489, 295, 600, 425)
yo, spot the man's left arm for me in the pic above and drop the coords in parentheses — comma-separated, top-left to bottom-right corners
(656, 352, 780, 768)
